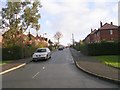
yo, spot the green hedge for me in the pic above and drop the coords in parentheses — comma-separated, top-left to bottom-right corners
(74, 42, 119, 56)
(2, 45, 37, 60)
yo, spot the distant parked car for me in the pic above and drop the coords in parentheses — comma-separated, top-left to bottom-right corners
(32, 48, 51, 61)
(58, 46, 64, 50)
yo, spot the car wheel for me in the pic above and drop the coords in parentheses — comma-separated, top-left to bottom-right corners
(49, 55, 51, 59)
(33, 60, 37, 62)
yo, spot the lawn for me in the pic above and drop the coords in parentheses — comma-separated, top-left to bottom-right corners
(94, 55, 120, 69)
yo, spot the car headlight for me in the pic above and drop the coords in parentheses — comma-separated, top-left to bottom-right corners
(32, 54, 35, 58)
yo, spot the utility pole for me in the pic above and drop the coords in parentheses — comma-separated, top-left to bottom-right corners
(72, 33, 74, 46)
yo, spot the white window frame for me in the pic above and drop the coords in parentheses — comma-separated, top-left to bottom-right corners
(110, 30, 113, 35)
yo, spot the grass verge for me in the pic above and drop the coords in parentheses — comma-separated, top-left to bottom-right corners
(0, 60, 12, 66)
(94, 55, 120, 69)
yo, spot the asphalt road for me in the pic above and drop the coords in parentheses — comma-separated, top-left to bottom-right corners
(2, 48, 119, 88)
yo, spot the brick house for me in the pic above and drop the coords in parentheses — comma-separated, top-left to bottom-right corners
(83, 22, 119, 43)
(83, 29, 98, 43)
(2, 30, 49, 47)
(21, 33, 49, 47)
(35, 34, 48, 47)
(83, 34, 90, 43)
(98, 22, 119, 42)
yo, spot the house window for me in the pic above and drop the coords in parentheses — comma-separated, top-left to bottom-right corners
(109, 30, 113, 35)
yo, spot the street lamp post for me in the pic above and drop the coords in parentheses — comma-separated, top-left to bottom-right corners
(42, 33, 47, 47)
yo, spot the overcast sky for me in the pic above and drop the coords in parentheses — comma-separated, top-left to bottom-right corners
(37, 0, 119, 46)
(0, 0, 119, 46)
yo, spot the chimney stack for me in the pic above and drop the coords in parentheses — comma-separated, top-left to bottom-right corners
(111, 22, 113, 25)
(91, 28, 93, 32)
(100, 21, 102, 27)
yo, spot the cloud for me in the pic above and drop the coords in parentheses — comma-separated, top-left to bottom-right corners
(40, 0, 118, 45)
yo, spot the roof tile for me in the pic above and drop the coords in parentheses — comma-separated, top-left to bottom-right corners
(99, 23, 118, 30)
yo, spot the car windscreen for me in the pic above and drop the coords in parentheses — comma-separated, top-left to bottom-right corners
(36, 49, 46, 53)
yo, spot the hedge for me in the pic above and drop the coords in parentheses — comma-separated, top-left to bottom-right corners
(2, 45, 37, 60)
(74, 42, 119, 56)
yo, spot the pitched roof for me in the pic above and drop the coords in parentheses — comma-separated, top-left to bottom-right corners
(21, 34, 27, 37)
(99, 23, 118, 30)
(90, 29, 97, 34)
(27, 33, 35, 38)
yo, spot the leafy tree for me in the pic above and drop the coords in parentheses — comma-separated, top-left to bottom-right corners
(2, 0, 41, 47)
(2, 1, 22, 47)
(54, 32, 63, 45)
(22, 1, 41, 33)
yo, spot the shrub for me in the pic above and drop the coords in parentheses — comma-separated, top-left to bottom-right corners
(2, 45, 37, 60)
(78, 42, 119, 56)
(2, 45, 22, 60)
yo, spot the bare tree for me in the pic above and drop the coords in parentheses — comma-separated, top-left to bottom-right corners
(54, 32, 63, 45)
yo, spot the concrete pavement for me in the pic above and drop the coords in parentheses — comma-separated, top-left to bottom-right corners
(70, 48, 120, 84)
(0, 57, 32, 75)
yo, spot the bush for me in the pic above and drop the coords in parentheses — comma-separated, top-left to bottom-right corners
(2, 45, 37, 60)
(2, 45, 22, 60)
(23, 46, 37, 58)
(73, 43, 80, 51)
(77, 42, 119, 56)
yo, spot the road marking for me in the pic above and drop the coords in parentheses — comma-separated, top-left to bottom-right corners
(43, 66, 45, 70)
(0, 63, 26, 75)
(32, 66, 45, 79)
(32, 72, 40, 79)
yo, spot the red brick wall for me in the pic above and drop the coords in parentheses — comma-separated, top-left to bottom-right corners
(90, 34, 94, 43)
(94, 31, 101, 43)
(100, 29, 118, 41)
(83, 35, 90, 43)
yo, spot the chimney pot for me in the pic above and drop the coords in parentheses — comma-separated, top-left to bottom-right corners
(111, 22, 113, 25)
(100, 21, 102, 27)
(91, 29, 93, 32)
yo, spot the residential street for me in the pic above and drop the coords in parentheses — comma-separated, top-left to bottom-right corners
(2, 48, 118, 88)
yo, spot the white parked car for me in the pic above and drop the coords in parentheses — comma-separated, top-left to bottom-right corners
(32, 48, 51, 61)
